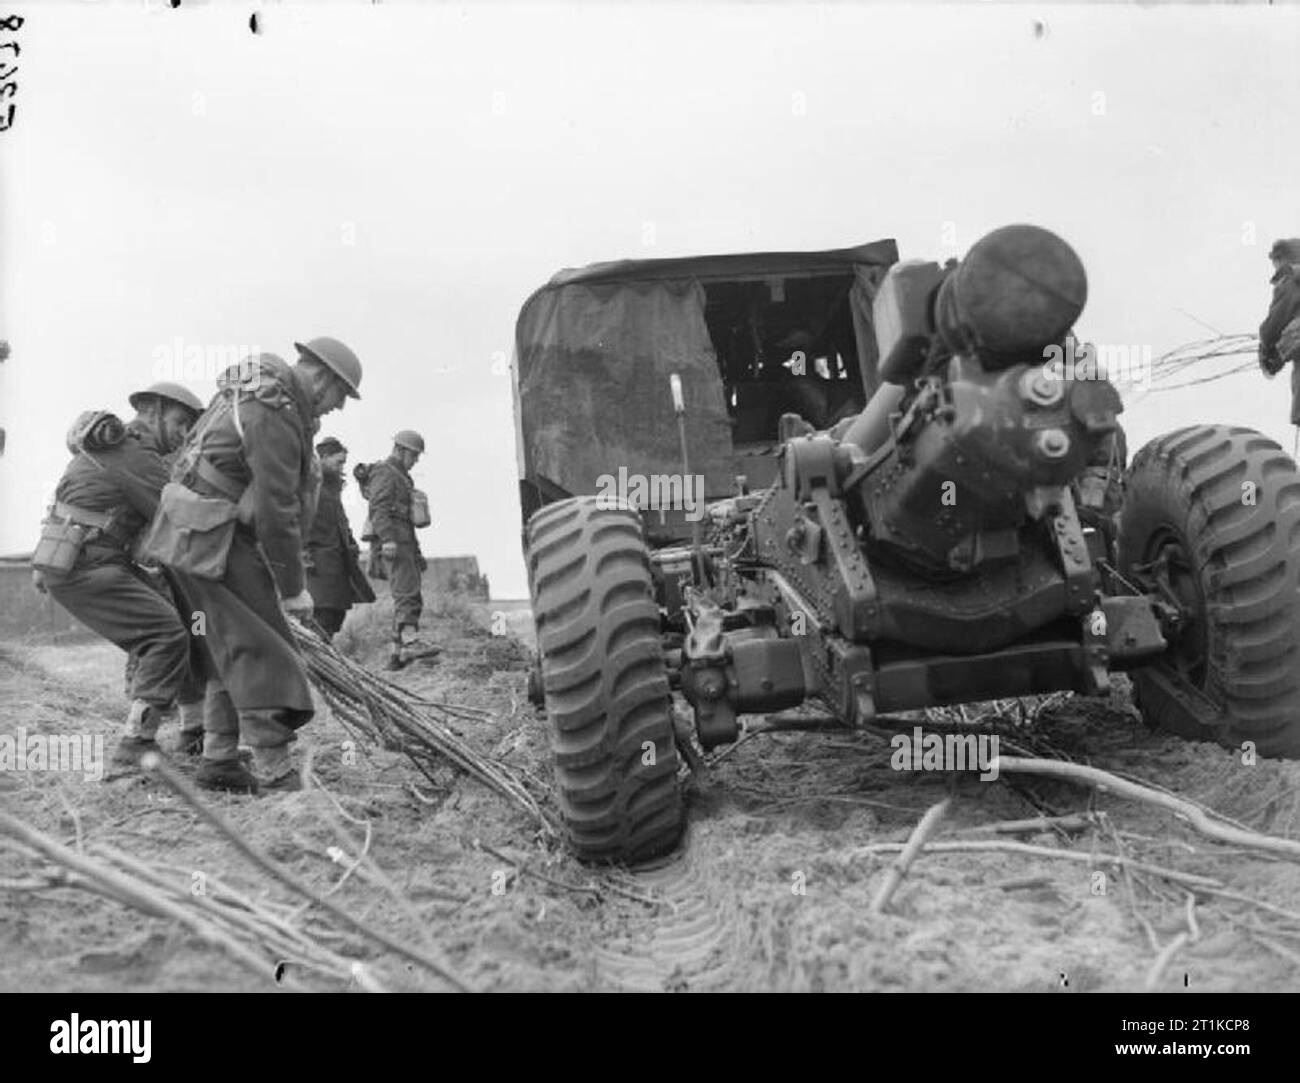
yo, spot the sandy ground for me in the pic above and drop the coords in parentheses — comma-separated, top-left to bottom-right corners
(3, 579, 1300, 993)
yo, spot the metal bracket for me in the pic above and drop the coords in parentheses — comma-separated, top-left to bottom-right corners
(1050, 486, 1097, 614)
(827, 641, 876, 727)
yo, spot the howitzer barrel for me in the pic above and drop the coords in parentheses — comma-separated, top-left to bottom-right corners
(934, 224, 1087, 367)
(840, 382, 906, 456)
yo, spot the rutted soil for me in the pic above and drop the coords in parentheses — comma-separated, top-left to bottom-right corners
(3, 587, 1300, 992)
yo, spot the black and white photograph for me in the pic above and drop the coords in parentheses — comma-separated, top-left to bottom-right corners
(1, 0, 1298, 1021)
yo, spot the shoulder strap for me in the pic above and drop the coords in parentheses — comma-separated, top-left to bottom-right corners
(175, 389, 236, 483)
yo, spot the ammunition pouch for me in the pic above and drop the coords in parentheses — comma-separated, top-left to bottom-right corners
(139, 482, 242, 580)
(33, 518, 91, 574)
(32, 502, 132, 573)
(411, 489, 431, 529)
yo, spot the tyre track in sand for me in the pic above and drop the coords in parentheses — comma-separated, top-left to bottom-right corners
(595, 821, 740, 992)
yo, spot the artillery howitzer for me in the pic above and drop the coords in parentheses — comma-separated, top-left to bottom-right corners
(520, 225, 1300, 864)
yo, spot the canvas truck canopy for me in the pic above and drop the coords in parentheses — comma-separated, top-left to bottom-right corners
(513, 239, 899, 534)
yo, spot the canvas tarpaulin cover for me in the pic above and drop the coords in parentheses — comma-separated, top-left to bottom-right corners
(516, 278, 737, 500)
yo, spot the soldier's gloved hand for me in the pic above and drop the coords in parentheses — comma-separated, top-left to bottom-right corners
(281, 589, 316, 618)
(381, 541, 398, 561)
(31, 568, 47, 595)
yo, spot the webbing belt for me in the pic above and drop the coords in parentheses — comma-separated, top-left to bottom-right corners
(54, 501, 111, 529)
(53, 501, 134, 545)
(193, 456, 247, 502)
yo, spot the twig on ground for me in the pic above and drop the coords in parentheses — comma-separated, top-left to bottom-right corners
(92, 840, 384, 991)
(1102, 767, 1261, 836)
(1191, 885, 1300, 925)
(992, 875, 1053, 892)
(955, 813, 1097, 837)
(405, 782, 442, 805)
(0, 808, 289, 987)
(1137, 890, 1203, 990)
(707, 730, 755, 765)
(1096, 812, 1161, 955)
(321, 826, 372, 899)
(56, 788, 84, 852)
(870, 798, 952, 915)
(596, 877, 670, 909)
(854, 838, 1222, 890)
(1185, 892, 1201, 943)
(474, 839, 601, 898)
(140, 752, 471, 992)
(0, 872, 80, 891)
(1144, 932, 1190, 991)
(84, 805, 196, 840)
(991, 756, 1300, 860)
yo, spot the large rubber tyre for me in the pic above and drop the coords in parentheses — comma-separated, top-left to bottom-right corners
(1118, 425, 1300, 756)
(525, 497, 685, 864)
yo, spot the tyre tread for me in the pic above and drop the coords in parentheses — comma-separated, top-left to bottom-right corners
(525, 496, 685, 862)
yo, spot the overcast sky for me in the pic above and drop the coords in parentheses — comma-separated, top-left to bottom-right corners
(2, 2, 1297, 596)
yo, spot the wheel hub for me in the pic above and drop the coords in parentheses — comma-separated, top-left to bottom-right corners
(1137, 531, 1206, 687)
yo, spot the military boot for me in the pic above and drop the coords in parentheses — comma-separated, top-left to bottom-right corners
(384, 631, 405, 671)
(194, 684, 259, 794)
(243, 711, 302, 793)
(196, 759, 260, 794)
(390, 624, 441, 668)
(252, 744, 302, 792)
(110, 736, 160, 768)
(110, 700, 161, 768)
(174, 698, 206, 758)
(191, 682, 253, 762)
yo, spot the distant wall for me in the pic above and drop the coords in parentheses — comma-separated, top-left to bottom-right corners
(427, 555, 488, 596)
(0, 555, 95, 642)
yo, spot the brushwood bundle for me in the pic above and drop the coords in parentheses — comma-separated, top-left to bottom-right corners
(289, 617, 552, 831)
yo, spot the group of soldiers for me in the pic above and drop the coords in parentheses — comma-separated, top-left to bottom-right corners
(31, 337, 434, 795)
(27, 243, 1297, 800)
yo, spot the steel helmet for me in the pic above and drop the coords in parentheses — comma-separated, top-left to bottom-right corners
(295, 336, 362, 399)
(128, 380, 205, 418)
(393, 429, 425, 453)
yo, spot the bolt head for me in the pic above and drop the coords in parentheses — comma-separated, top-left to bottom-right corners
(1036, 428, 1071, 459)
(1020, 367, 1065, 407)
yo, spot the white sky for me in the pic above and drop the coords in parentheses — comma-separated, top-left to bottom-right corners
(2, 2, 1298, 597)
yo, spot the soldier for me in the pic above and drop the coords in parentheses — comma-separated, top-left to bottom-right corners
(143, 336, 363, 794)
(305, 437, 375, 640)
(1259, 238, 1300, 427)
(121, 382, 216, 753)
(31, 382, 206, 768)
(366, 429, 435, 669)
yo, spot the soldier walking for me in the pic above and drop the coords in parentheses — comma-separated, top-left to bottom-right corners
(143, 337, 363, 794)
(1259, 238, 1300, 429)
(366, 429, 435, 669)
(305, 437, 375, 640)
(32, 382, 206, 768)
